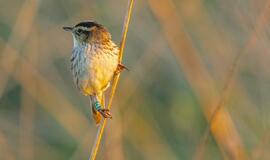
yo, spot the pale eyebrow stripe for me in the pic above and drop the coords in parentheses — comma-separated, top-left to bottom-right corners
(76, 26, 95, 32)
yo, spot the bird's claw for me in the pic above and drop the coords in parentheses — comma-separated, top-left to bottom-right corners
(98, 108, 112, 119)
(115, 64, 128, 75)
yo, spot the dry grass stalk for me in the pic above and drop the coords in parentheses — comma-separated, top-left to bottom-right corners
(88, 0, 135, 160)
(147, 0, 248, 159)
(0, 0, 38, 97)
(0, 38, 90, 140)
(195, 0, 270, 159)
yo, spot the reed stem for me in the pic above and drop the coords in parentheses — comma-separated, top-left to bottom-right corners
(88, 0, 134, 160)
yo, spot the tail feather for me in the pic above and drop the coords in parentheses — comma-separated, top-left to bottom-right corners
(90, 93, 104, 125)
(92, 104, 102, 125)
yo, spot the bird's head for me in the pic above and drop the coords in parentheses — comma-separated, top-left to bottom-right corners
(63, 20, 111, 47)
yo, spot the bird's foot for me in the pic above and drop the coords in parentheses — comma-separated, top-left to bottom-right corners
(98, 108, 112, 119)
(94, 102, 112, 119)
(115, 64, 128, 75)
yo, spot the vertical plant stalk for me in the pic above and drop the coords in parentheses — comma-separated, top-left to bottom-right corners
(89, 0, 134, 160)
(195, 0, 270, 159)
(147, 0, 248, 159)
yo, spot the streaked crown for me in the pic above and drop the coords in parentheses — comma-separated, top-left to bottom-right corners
(75, 21, 102, 28)
(63, 20, 111, 45)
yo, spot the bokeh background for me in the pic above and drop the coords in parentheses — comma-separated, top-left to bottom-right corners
(1, 0, 270, 159)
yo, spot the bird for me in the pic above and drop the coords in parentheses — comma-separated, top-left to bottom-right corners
(63, 20, 125, 125)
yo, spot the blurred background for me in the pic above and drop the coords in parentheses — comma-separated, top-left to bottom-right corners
(1, 0, 270, 159)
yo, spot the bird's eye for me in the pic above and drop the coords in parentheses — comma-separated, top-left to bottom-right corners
(76, 29, 83, 34)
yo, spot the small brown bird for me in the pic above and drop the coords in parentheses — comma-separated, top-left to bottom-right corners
(63, 20, 124, 124)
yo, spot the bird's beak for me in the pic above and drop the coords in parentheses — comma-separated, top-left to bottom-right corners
(63, 26, 73, 32)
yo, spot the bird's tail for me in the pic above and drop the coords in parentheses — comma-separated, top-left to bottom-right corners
(89, 93, 104, 125)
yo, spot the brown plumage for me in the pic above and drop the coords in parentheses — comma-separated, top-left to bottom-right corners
(63, 20, 119, 125)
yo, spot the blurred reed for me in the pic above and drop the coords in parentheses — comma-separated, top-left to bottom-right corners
(147, 0, 248, 159)
(0, 0, 38, 97)
(1, 0, 270, 159)
(195, 0, 270, 159)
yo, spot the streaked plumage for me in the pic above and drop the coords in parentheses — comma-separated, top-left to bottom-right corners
(63, 20, 119, 124)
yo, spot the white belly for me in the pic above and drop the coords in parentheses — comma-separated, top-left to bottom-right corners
(71, 44, 118, 95)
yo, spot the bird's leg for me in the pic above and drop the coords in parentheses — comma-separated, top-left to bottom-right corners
(94, 101, 112, 119)
(115, 64, 128, 75)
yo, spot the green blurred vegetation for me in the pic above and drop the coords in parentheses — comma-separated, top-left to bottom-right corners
(0, 0, 270, 160)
